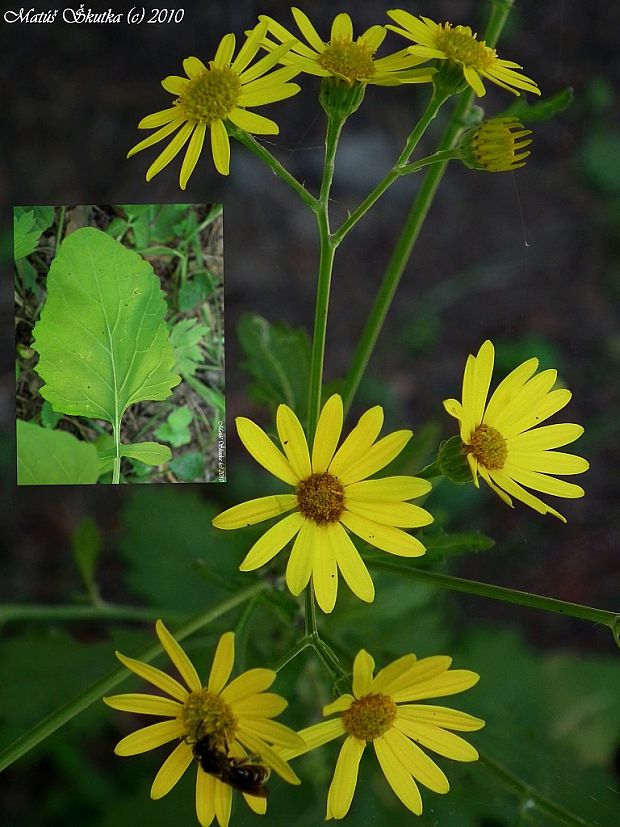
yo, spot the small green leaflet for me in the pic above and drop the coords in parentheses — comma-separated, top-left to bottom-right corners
(500, 87, 574, 123)
(17, 420, 100, 485)
(155, 406, 193, 447)
(32, 228, 181, 422)
(170, 317, 210, 378)
(96, 441, 172, 466)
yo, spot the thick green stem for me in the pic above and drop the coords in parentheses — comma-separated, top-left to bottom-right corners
(0, 603, 185, 626)
(0, 581, 269, 773)
(341, 0, 515, 414)
(368, 560, 620, 643)
(307, 113, 345, 439)
(228, 124, 318, 211)
(479, 749, 597, 827)
(332, 89, 448, 247)
(112, 420, 121, 484)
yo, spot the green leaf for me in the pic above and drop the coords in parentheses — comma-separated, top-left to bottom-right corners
(168, 450, 204, 481)
(17, 420, 100, 485)
(154, 406, 193, 447)
(13, 210, 41, 260)
(121, 204, 193, 246)
(40, 399, 62, 429)
(71, 516, 101, 590)
(500, 87, 574, 123)
(15, 257, 38, 292)
(170, 317, 209, 377)
(238, 313, 311, 415)
(97, 441, 172, 466)
(178, 271, 214, 311)
(32, 228, 181, 426)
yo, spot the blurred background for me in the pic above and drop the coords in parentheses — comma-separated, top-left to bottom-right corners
(2, 0, 619, 824)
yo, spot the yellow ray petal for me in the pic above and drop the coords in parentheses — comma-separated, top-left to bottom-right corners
(312, 394, 344, 472)
(502, 466, 585, 499)
(180, 121, 206, 190)
(359, 25, 386, 51)
(138, 106, 183, 129)
(507, 423, 583, 452)
(212, 494, 297, 529)
(386, 10, 438, 47)
(488, 369, 559, 433)
(221, 668, 275, 703)
(482, 357, 539, 424)
(213, 32, 236, 68)
(227, 108, 279, 135)
(161, 75, 189, 94)
(127, 118, 184, 158)
(384, 727, 449, 793)
(312, 525, 338, 613)
(279, 718, 345, 760)
(488, 469, 566, 521)
(371, 654, 417, 695)
(236, 416, 299, 484)
(374, 736, 423, 815)
(276, 404, 312, 479)
(210, 118, 230, 175)
(334, 524, 375, 603)
(231, 20, 268, 73)
(237, 83, 300, 107)
(183, 56, 208, 79)
(243, 790, 268, 814)
(156, 619, 202, 692)
(114, 651, 188, 701)
(285, 519, 316, 595)
(103, 693, 183, 717)
(338, 430, 413, 485)
(151, 740, 194, 799)
(234, 693, 288, 718)
(238, 40, 299, 84)
(463, 66, 486, 96)
(258, 14, 317, 59)
(394, 719, 479, 761)
(208, 631, 235, 694)
(326, 736, 365, 819)
(239, 512, 303, 571)
(392, 669, 480, 703)
(329, 405, 384, 476)
(502, 389, 573, 438)
(344, 499, 433, 528)
(291, 7, 326, 52)
(214, 776, 233, 827)
(390, 655, 452, 695)
(196, 767, 216, 827)
(340, 511, 426, 556)
(506, 449, 588, 475)
(345, 475, 431, 502)
(239, 717, 304, 749)
(114, 719, 185, 756)
(323, 694, 354, 716)
(331, 13, 353, 42)
(235, 732, 300, 784)
(352, 649, 375, 697)
(146, 121, 195, 181)
(397, 704, 485, 732)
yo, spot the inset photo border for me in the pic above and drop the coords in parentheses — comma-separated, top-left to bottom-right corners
(14, 204, 225, 484)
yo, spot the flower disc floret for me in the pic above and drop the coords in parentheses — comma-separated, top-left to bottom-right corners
(181, 689, 237, 745)
(318, 38, 376, 83)
(212, 394, 434, 614)
(443, 340, 589, 522)
(179, 67, 242, 123)
(342, 693, 397, 741)
(435, 23, 496, 70)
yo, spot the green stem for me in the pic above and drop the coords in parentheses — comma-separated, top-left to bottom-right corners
(368, 560, 620, 644)
(399, 149, 459, 175)
(479, 749, 597, 827)
(331, 89, 448, 247)
(0, 581, 269, 773)
(0, 603, 185, 626)
(112, 420, 121, 484)
(228, 124, 318, 211)
(307, 113, 345, 439)
(340, 0, 515, 415)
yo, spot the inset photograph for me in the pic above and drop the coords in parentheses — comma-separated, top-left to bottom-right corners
(15, 204, 225, 484)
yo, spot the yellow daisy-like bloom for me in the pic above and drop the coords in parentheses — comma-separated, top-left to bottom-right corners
(280, 648, 484, 819)
(259, 8, 434, 86)
(386, 10, 540, 97)
(444, 340, 589, 522)
(104, 621, 303, 827)
(127, 21, 300, 186)
(212, 394, 433, 613)
(457, 118, 533, 172)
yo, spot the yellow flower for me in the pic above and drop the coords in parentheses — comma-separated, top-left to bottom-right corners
(457, 118, 532, 172)
(104, 621, 303, 827)
(444, 340, 589, 522)
(127, 21, 300, 186)
(386, 10, 540, 97)
(280, 648, 484, 819)
(259, 8, 434, 86)
(212, 394, 433, 613)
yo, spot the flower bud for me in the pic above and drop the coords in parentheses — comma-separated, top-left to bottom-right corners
(457, 118, 532, 172)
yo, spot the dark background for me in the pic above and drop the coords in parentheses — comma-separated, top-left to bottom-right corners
(2, 1, 619, 825)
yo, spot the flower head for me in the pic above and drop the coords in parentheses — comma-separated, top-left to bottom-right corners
(444, 340, 589, 522)
(281, 648, 484, 819)
(127, 21, 300, 186)
(104, 621, 303, 827)
(457, 118, 532, 172)
(386, 10, 540, 97)
(212, 394, 433, 613)
(259, 8, 434, 87)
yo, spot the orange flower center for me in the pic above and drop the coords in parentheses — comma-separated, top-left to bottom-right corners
(181, 688, 237, 745)
(318, 38, 376, 83)
(435, 23, 496, 70)
(468, 424, 507, 469)
(297, 472, 346, 524)
(180, 66, 241, 124)
(342, 693, 397, 741)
